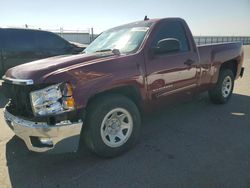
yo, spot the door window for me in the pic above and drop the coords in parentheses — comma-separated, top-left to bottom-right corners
(151, 21, 190, 52)
(3, 29, 37, 52)
(36, 31, 68, 50)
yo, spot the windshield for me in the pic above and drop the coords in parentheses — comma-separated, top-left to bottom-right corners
(84, 26, 149, 54)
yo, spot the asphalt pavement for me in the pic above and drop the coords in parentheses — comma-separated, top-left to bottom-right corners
(0, 46, 250, 188)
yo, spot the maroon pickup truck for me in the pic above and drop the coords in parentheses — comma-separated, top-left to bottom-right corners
(2, 18, 244, 157)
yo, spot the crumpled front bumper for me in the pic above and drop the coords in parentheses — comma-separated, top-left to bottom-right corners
(4, 109, 83, 153)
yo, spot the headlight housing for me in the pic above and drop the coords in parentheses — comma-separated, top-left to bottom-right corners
(30, 83, 75, 116)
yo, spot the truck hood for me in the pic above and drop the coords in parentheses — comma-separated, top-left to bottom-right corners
(5, 53, 115, 83)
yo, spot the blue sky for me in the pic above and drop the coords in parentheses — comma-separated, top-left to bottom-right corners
(1, 0, 250, 35)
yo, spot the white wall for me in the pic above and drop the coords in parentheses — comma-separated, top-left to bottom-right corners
(56, 33, 91, 44)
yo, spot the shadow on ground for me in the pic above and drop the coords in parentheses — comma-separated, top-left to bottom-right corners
(5, 93, 250, 188)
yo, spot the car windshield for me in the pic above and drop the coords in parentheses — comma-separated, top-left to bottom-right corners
(84, 26, 150, 54)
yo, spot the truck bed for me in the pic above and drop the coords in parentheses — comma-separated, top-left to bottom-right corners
(198, 42, 243, 66)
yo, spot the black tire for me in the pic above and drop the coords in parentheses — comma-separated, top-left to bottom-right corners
(209, 69, 235, 104)
(82, 94, 141, 157)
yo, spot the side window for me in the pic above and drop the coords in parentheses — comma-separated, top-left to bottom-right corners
(3, 30, 37, 52)
(151, 21, 190, 52)
(36, 32, 67, 50)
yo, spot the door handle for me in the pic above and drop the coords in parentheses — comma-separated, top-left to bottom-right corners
(184, 59, 195, 66)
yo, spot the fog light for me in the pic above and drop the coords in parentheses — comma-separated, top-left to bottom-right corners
(39, 138, 53, 146)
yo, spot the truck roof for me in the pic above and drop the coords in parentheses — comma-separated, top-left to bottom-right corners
(108, 17, 185, 31)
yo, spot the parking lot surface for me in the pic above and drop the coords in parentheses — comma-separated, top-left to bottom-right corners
(0, 46, 250, 188)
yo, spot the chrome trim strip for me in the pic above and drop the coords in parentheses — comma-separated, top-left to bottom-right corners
(152, 84, 174, 93)
(156, 84, 197, 98)
(2, 75, 34, 85)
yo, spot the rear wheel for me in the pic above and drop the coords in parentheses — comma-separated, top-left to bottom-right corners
(209, 69, 234, 104)
(82, 94, 141, 157)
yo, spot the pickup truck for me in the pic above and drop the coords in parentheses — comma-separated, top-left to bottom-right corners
(2, 18, 244, 157)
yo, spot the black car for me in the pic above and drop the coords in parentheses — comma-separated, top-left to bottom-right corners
(0, 28, 85, 77)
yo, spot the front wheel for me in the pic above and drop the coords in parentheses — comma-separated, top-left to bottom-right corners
(82, 94, 141, 157)
(209, 69, 235, 104)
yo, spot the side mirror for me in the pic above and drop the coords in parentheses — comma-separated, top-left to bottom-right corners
(153, 38, 181, 55)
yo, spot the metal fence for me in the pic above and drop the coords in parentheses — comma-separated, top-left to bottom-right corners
(7, 25, 250, 45)
(194, 36, 250, 45)
(46, 28, 94, 44)
(50, 29, 250, 46)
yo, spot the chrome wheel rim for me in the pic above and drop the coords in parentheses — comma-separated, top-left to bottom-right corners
(222, 76, 232, 98)
(100, 108, 133, 148)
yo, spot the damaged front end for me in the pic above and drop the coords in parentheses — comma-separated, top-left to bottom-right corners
(2, 76, 84, 153)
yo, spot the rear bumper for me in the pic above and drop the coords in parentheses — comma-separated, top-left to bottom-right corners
(4, 109, 83, 153)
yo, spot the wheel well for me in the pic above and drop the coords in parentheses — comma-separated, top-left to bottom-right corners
(220, 60, 238, 78)
(87, 86, 142, 111)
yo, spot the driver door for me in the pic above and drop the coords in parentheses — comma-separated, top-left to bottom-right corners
(145, 20, 199, 104)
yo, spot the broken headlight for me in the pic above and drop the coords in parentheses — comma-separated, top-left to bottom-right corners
(30, 83, 75, 116)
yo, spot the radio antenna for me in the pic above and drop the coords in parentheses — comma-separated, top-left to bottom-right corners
(144, 15, 149, 21)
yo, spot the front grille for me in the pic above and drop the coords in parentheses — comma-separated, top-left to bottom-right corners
(2, 82, 50, 118)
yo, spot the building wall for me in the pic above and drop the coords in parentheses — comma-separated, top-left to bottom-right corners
(55, 32, 91, 44)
